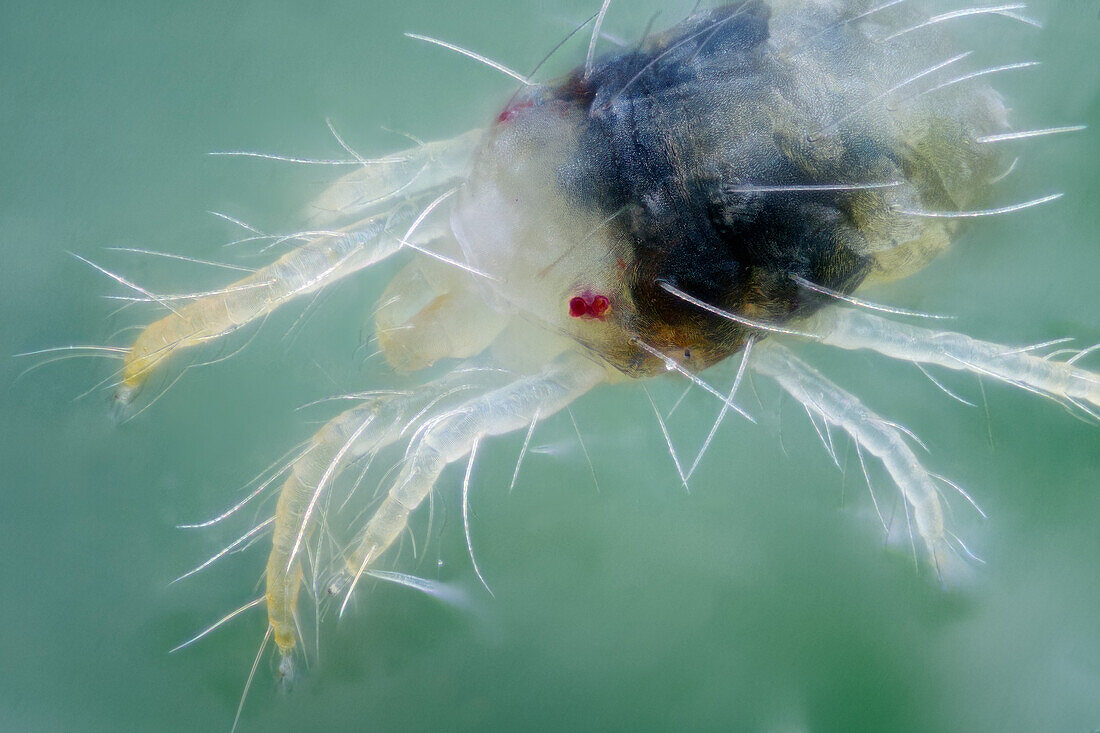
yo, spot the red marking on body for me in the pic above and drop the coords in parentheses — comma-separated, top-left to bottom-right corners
(568, 292, 612, 320)
(497, 99, 534, 124)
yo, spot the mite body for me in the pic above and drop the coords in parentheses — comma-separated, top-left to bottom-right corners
(82, 0, 1094, 716)
(457, 0, 1003, 375)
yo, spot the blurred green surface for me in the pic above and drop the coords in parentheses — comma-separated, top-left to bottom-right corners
(1, 2, 1097, 731)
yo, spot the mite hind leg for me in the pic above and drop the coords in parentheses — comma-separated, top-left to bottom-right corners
(807, 308, 1100, 415)
(263, 364, 517, 657)
(752, 342, 961, 578)
(118, 128, 485, 403)
(323, 351, 608, 646)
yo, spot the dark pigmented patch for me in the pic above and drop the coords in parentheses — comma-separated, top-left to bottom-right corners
(553, 1, 877, 368)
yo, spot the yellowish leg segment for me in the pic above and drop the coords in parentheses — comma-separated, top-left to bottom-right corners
(264, 366, 514, 655)
(118, 129, 487, 403)
(118, 205, 424, 402)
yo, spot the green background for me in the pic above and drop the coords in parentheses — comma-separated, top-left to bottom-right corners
(1, 1, 1097, 731)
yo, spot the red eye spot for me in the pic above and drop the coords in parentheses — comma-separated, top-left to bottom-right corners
(568, 292, 612, 320)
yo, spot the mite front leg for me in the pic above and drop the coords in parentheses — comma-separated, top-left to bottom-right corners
(117, 206, 429, 402)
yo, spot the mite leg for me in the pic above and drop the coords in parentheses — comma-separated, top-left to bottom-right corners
(752, 342, 956, 575)
(264, 365, 514, 656)
(305, 129, 482, 227)
(121, 130, 483, 399)
(326, 351, 607, 637)
(808, 307, 1100, 412)
(118, 202, 431, 402)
